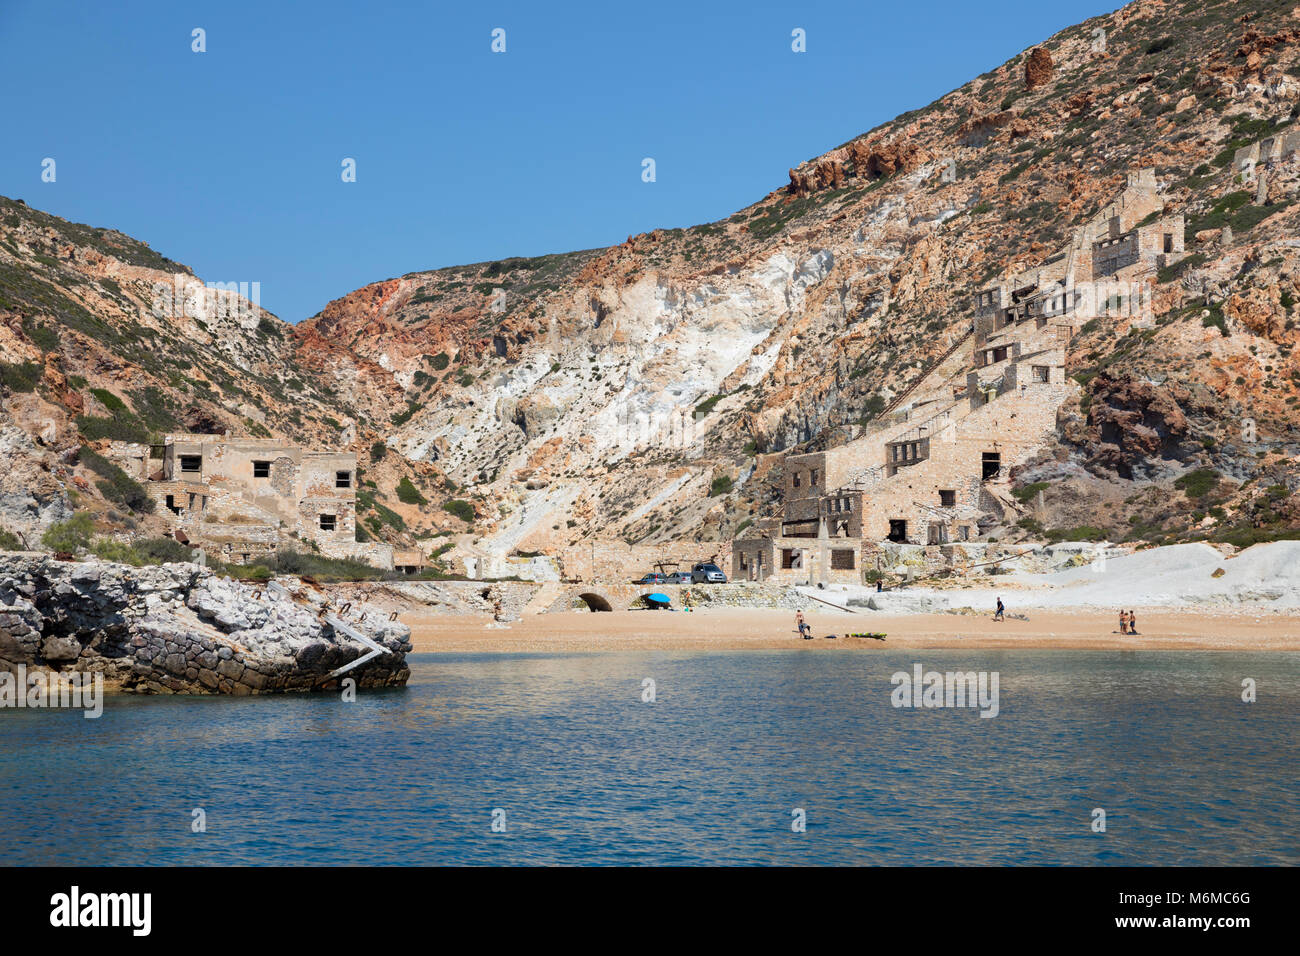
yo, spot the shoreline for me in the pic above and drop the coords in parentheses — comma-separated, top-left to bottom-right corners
(402, 605, 1300, 654)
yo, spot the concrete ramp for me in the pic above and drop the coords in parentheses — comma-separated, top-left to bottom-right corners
(864, 592, 950, 613)
(521, 581, 561, 615)
(794, 586, 861, 613)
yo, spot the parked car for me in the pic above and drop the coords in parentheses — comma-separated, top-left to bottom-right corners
(691, 562, 727, 584)
(634, 572, 669, 585)
(667, 571, 693, 585)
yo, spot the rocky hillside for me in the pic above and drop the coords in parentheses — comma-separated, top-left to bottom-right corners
(294, 0, 1300, 558)
(4, 0, 1299, 566)
(0, 196, 454, 551)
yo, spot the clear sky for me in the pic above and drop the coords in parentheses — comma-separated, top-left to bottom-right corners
(0, 0, 1119, 323)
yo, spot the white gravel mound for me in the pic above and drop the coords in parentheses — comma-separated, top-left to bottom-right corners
(879, 541, 1300, 611)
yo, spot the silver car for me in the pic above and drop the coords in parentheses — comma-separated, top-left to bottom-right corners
(691, 562, 727, 584)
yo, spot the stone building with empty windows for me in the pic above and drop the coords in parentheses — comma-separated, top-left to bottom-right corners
(108, 434, 395, 568)
(732, 171, 1180, 585)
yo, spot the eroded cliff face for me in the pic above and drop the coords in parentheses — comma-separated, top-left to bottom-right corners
(288, 0, 1300, 558)
(5, 0, 1300, 566)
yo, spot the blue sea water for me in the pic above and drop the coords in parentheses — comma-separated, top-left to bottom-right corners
(0, 650, 1295, 866)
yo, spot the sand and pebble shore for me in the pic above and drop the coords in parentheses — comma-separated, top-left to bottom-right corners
(403, 605, 1300, 653)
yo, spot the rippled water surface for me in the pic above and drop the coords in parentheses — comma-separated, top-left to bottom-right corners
(1, 650, 1295, 865)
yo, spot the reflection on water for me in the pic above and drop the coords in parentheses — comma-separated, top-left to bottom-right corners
(0, 650, 1295, 865)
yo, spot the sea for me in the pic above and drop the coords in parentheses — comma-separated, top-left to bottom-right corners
(1, 650, 1295, 865)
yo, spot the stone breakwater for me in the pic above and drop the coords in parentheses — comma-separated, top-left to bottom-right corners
(0, 554, 411, 695)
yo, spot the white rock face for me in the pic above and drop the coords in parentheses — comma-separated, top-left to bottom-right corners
(393, 235, 851, 558)
(0, 425, 73, 541)
(0, 555, 412, 694)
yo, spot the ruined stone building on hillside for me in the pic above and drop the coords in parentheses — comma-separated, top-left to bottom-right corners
(1232, 126, 1300, 184)
(107, 434, 410, 570)
(732, 170, 1184, 584)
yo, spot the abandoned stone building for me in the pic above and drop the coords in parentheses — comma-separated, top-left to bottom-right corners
(733, 170, 1183, 585)
(107, 434, 397, 569)
(1232, 125, 1300, 180)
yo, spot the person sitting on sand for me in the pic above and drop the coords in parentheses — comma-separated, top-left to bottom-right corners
(1119, 609, 1129, 634)
(796, 610, 811, 640)
(994, 598, 1005, 622)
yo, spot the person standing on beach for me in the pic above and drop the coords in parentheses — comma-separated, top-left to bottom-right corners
(994, 598, 1004, 622)
(1119, 610, 1129, 634)
(796, 610, 810, 639)
(1128, 610, 1137, 635)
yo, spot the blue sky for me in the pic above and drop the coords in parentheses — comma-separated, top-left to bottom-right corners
(1, 0, 1118, 322)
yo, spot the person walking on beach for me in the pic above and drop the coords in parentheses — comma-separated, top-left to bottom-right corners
(994, 597, 1005, 622)
(796, 610, 811, 639)
(1119, 609, 1129, 635)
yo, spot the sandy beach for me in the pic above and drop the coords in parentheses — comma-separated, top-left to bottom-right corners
(403, 605, 1300, 653)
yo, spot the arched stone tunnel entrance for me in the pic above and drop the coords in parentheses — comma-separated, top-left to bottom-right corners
(575, 592, 614, 612)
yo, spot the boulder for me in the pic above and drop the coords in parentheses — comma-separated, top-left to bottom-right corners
(0, 554, 411, 695)
(1025, 47, 1054, 90)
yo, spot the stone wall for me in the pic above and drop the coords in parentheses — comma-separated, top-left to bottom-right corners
(546, 581, 808, 612)
(558, 540, 732, 584)
(318, 539, 396, 570)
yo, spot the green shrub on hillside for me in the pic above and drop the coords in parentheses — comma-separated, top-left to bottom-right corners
(442, 499, 475, 523)
(22, 319, 59, 353)
(75, 415, 149, 443)
(129, 385, 182, 432)
(134, 537, 194, 563)
(1211, 524, 1300, 549)
(79, 445, 154, 513)
(391, 401, 420, 426)
(396, 476, 427, 505)
(0, 362, 43, 392)
(693, 394, 724, 419)
(42, 513, 94, 553)
(1012, 481, 1050, 503)
(89, 388, 128, 413)
(1044, 525, 1107, 543)
(1174, 468, 1220, 499)
(250, 549, 385, 581)
(222, 563, 274, 583)
(1201, 307, 1229, 336)
(92, 537, 147, 565)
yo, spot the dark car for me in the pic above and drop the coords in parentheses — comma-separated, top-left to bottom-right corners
(634, 572, 669, 585)
(691, 562, 727, 584)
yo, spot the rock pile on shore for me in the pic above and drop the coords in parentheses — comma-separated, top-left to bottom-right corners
(0, 553, 411, 694)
